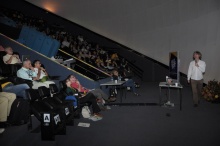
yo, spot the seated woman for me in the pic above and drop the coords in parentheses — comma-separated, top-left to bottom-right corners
(68, 74, 116, 102)
(112, 70, 140, 96)
(32, 60, 55, 87)
(65, 78, 102, 121)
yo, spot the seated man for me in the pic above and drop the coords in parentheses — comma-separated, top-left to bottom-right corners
(0, 92, 16, 134)
(1, 81, 29, 99)
(112, 70, 139, 96)
(32, 60, 55, 87)
(17, 59, 53, 89)
(3, 47, 21, 64)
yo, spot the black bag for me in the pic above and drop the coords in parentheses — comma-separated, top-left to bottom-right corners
(8, 98, 30, 125)
(109, 88, 117, 97)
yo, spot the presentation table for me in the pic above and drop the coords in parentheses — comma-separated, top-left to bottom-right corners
(159, 82, 183, 110)
(100, 80, 125, 103)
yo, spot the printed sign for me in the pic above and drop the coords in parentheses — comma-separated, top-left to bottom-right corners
(54, 114, 60, 125)
(65, 108, 70, 115)
(44, 114, 50, 123)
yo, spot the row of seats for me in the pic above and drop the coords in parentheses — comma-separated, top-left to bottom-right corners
(0, 51, 33, 87)
(26, 83, 80, 140)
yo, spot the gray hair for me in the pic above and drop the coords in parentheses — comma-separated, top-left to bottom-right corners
(23, 59, 31, 66)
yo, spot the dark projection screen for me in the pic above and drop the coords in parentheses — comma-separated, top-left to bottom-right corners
(169, 52, 179, 82)
(26, 0, 220, 83)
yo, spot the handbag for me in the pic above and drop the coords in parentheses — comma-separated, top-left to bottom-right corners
(81, 106, 91, 118)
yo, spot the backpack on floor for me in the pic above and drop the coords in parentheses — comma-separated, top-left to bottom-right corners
(109, 88, 117, 97)
(81, 106, 91, 118)
(8, 98, 30, 125)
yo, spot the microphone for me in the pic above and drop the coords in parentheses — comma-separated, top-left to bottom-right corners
(195, 59, 199, 67)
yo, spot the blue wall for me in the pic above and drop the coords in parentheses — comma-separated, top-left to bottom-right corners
(0, 33, 100, 89)
(17, 26, 60, 57)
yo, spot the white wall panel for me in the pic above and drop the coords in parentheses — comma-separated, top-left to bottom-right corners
(26, 0, 220, 83)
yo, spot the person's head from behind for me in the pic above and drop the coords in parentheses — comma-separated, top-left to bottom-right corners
(33, 60, 41, 68)
(23, 59, 32, 69)
(193, 51, 202, 60)
(5, 47, 13, 55)
(68, 74, 77, 83)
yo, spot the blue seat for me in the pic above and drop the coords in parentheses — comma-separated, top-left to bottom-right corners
(26, 28, 38, 48)
(48, 39, 60, 57)
(19, 26, 30, 44)
(32, 33, 46, 52)
(39, 37, 53, 56)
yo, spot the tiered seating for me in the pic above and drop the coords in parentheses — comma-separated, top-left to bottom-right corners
(0, 7, 129, 76)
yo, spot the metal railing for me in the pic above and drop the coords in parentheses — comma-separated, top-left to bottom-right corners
(58, 49, 110, 80)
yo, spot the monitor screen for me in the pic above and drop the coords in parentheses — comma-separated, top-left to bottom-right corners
(169, 51, 179, 82)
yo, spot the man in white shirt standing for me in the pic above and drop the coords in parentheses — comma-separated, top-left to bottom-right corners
(3, 47, 21, 64)
(187, 51, 206, 107)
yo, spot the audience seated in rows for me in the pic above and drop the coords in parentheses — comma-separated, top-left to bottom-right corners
(17, 60, 55, 89)
(1, 7, 131, 75)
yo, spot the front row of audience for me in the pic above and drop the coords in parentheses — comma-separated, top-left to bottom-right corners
(0, 59, 113, 133)
(0, 48, 140, 133)
(17, 59, 55, 89)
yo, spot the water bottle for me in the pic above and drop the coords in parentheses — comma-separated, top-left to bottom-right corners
(118, 76, 121, 81)
(166, 76, 169, 83)
(111, 77, 113, 82)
